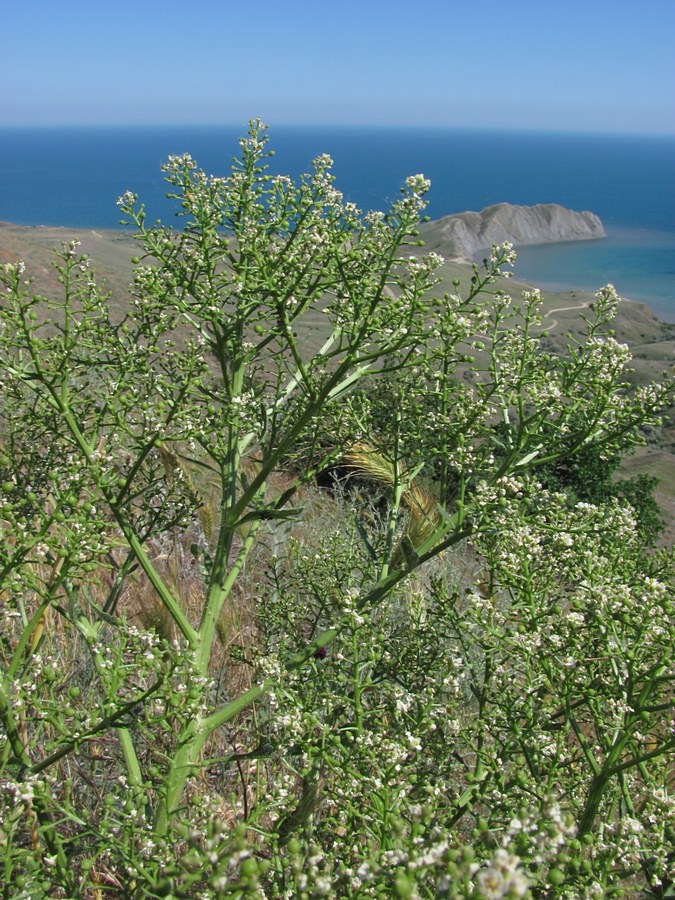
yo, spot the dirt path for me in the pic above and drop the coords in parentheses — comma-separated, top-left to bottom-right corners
(535, 299, 591, 332)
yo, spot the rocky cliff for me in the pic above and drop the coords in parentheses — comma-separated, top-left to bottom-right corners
(420, 203, 606, 261)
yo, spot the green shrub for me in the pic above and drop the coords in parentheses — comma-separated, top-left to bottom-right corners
(0, 120, 672, 898)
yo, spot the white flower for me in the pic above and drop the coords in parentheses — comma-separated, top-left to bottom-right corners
(117, 190, 137, 206)
(313, 153, 334, 169)
(478, 867, 505, 898)
(405, 173, 431, 194)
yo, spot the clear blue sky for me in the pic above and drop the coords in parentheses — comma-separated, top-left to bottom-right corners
(1, 0, 674, 134)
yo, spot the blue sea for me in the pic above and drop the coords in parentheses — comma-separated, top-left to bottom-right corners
(1, 125, 674, 320)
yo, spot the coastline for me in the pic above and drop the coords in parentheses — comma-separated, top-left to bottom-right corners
(1, 219, 673, 544)
(1, 218, 673, 326)
(511, 227, 675, 323)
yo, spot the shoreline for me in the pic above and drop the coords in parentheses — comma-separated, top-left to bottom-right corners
(1, 219, 674, 326)
(511, 230, 675, 323)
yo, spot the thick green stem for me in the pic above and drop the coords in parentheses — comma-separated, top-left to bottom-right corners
(577, 733, 629, 836)
(197, 520, 260, 672)
(118, 728, 143, 786)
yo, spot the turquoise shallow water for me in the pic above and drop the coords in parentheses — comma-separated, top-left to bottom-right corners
(1, 125, 673, 319)
(511, 228, 675, 322)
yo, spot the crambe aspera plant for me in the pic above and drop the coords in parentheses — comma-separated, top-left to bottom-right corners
(0, 119, 672, 897)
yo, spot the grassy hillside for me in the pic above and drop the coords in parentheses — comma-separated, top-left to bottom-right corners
(1, 219, 673, 542)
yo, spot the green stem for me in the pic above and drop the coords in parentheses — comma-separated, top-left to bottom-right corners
(118, 727, 143, 789)
(352, 630, 364, 736)
(197, 520, 260, 672)
(577, 728, 630, 836)
(60, 406, 197, 646)
(109, 519, 197, 647)
(11, 343, 198, 647)
(0, 684, 73, 891)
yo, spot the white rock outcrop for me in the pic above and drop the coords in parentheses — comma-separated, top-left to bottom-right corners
(421, 203, 605, 261)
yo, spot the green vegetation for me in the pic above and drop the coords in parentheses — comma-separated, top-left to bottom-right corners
(0, 120, 673, 898)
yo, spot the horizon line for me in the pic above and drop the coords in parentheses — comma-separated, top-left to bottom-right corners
(1, 121, 675, 140)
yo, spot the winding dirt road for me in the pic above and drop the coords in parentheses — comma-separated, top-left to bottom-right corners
(535, 299, 591, 332)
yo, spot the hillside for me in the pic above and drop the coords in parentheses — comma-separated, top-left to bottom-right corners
(0, 219, 672, 542)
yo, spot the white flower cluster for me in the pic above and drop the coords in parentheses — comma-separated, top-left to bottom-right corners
(488, 241, 517, 275)
(116, 190, 137, 207)
(313, 152, 334, 170)
(162, 152, 197, 172)
(405, 173, 431, 194)
(1, 259, 26, 277)
(476, 849, 529, 898)
(508, 800, 576, 861)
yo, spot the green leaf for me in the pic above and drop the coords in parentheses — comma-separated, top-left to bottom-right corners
(237, 506, 303, 526)
(514, 446, 543, 467)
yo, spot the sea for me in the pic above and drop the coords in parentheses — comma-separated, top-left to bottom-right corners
(1, 125, 674, 320)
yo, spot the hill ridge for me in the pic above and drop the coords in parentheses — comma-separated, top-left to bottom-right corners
(420, 202, 606, 261)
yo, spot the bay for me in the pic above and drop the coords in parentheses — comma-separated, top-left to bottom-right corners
(1, 125, 673, 319)
(510, 228, 675, 319)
